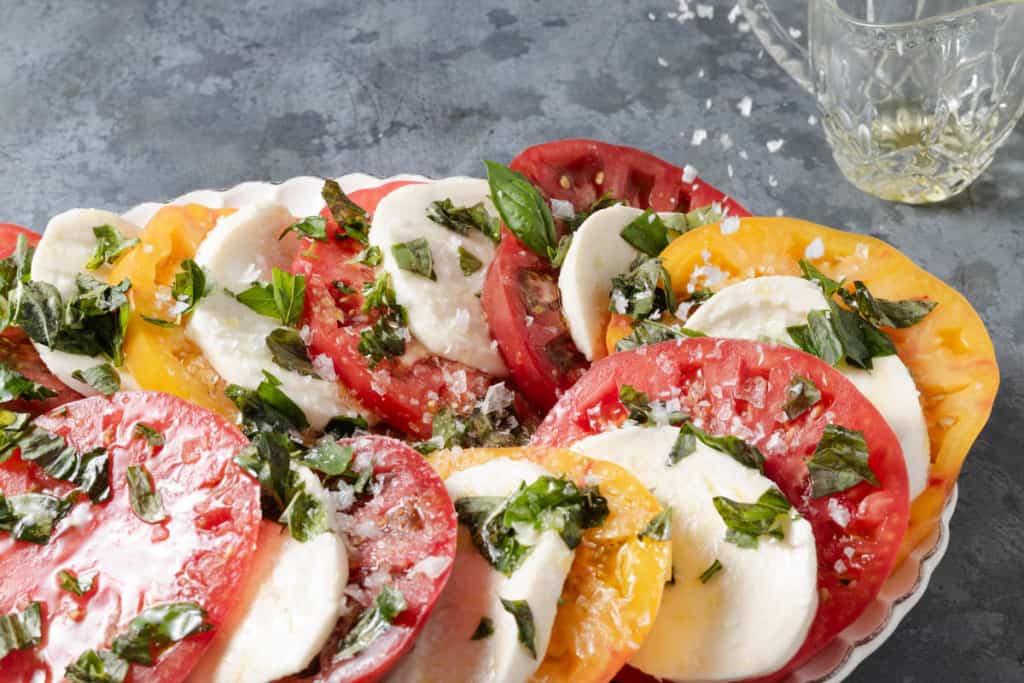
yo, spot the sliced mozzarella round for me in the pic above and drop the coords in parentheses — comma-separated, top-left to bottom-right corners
(30, 209, 142, 394)
(572, 426, 818, 682)
(186, 202, 368, 430)
(369, 178, 506, 377)
(685, 275, 931, 499)
(388, 458, 573, 683)
(558, 204, 644, 361)
(189, 467, 348, 683)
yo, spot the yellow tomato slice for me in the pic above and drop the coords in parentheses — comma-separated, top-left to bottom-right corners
(607, 216, 998, 563)
(108, 204, 239, 419)
(428, 446, 672, 683)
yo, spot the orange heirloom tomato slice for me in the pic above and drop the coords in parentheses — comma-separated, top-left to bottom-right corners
(427, 446, 672, 683)
(608, 216, 999, 563)
(107, 204, 239, 419)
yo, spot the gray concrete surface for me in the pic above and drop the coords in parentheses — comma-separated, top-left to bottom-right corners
(1, 1, 1021, 680)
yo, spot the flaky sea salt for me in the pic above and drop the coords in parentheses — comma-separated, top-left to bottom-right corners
(682, 164, 698, 183)
(737, 96, 753, 117)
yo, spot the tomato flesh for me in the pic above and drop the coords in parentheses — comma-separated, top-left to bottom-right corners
(531, 338, 910, 682)
(313, 435, 456, 683)
(0, 392, 260, 683)
(483, 139, 752, 411)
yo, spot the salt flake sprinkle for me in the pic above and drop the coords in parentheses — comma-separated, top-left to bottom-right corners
(690, 129, 708, 146)
(657, 57, 669, 68)
(737, 96, 753, 117)
(682, 164, 698, 184)
(804, 237, 825, 259)
(766, 139, 785, 153)
(720, 216, 741, 235)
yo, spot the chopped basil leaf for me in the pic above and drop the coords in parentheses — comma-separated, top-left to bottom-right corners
(0, 363, 57, 402)
(828, 300, 876, 369)
(456, 476, 608, 575)
(281, 487, 331, 542)
(713, 487, 795, 549)
(358, 273, 409, 367)
(787, 309, 844, 366)
(839, 280, 937, 329)
(336, 586, 407, 660)
(470, 616, 495, 640)
(66, 648, 128, 683)
(0, 410, 28, 461)
(351, 245, 382, 266)
(782, 374, 821, 420)
(235, 431, 297, 515)
(500, 598, 537, 658)
(698, 558, 723, 584)
(323, 179, 371, 245)
(133, 423, 164, 447)
(225, 370, 310, 435)
(807, 424, 880, 498)
(58, 569, 97, 596)
(71, 363, 120, 396)
(608, 256, 675, 321)
(798, 259, 844, 297)
(361, 271, 397, 312)
(427, 198, 501, 242)
(86, 225, 139, 270)
(615, 319, 705, 352)
(564, 193, 622, 232)
(0, 602, 42, 660)
(548, 234, 573, 268)
(483, 160, 557, 261)
(680, 204, 727, 228)
(171, 259, 212, 317)
(620, 210, 673, 256)
(334, 281, 356, 295)
(17, 424, 111, 502)
(458, 246, 484, 276)
(638, 508, 672, 541)
(684, 288, 714, 303)
(392, 238, 436, 280)
(110, 602, 212, 665)
(418, 385, 530, 452)
(299, 437, 353, 477)
(234, 268, 306, 327)
(18, 276, 131, 365)
(323, 415, 369, 439)
(280, 215, 328, 241)
(667, 427, 696, 465)
(266, 328, 318, 377)
(126, 465, 166, 524)
(140, 315, 178, 328)
(0, 490, 78, 544)
(679, 422, 765, 472)
(618, 385, 687, 428)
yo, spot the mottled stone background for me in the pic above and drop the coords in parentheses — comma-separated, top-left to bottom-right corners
(1, 0, 1021, 680)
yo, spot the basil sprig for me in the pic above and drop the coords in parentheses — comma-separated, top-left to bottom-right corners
(336, 586, 407, 661)
(225, 370, 310, 436)
(233, 267, 306, 328)
(455, 475, 608, 575)
(86, 225, 139, 270)
(713, 487, 797, 549)
(484, 161, 558, 262)
(807, 424, 879, 498)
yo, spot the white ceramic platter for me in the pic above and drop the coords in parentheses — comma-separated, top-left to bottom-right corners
(122, 175, 957, 683)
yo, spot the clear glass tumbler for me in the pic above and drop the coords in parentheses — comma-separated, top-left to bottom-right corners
(741, 1, 1024, 204)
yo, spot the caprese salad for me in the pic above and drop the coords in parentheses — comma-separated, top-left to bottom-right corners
(0, 139, 997, 683)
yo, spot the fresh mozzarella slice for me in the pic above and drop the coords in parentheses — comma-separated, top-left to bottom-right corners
(685, 275, 931, 499)
(30, 209, 142, 395)
(572, 426, 818, 682)
(558, 205, 644, 361)
(388, 458, 573, 683)
(186, 202, 368, 430)
(189, 467, 348, 683)
(369, 178, 506, 377)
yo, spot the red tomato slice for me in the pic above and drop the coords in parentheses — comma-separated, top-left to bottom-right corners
(0, 391, 261, 682)
(483, 139, 752, 411)
(0, 224, 81, 416)
(312, 435, 456, 683)
(292, 182, 500, 439)
(531, 338, 910, 682)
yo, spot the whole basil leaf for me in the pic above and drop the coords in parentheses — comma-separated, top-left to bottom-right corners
(483, 161, 556, 260)
(807, 424, 880, 498)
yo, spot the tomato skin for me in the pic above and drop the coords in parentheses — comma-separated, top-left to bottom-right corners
(0, 392, 260, 683)
(483, 139, 751, 412)
(312, 436, 456, 683)
(0, 224, 81, 416)
(293, 182, 500, 439)
(531, 338, 910, 682)
(426, 446, 671, 683)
